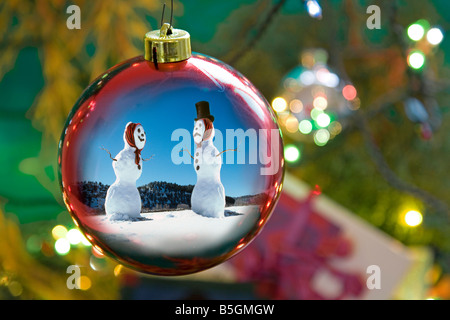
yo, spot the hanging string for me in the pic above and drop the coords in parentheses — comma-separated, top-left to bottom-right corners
(160, 3, 166, 27)
(155, 0, 176, 69)
(169, 0, 174, 31)
(160, 1, 174, 35)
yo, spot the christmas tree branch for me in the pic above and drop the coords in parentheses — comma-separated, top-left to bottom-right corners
(228, 0, 287, 65)
(355, 111, 449, 216)
(333, 0, 448, 216)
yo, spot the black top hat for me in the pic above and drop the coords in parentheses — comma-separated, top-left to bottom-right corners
(195, 101, 214, 122)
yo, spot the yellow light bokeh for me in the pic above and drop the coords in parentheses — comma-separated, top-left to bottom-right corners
(285, 115, 300, 133)
(329, 121, 342, 136)
(77, 276, 92, 291)
(272, 97, 288, 112)
(114, 264, 123, 277)
(52, 225, 68, 240)
(8, 281, 23, 297)
(404, 210, 423, 227)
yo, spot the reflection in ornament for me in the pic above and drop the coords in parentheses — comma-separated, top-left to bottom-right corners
(58, 21, 284, 276)
(104, 122, 146, 221)
(191, 101, 226, 219)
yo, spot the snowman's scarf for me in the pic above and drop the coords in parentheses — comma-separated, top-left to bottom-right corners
(125, 122, 142, 167)
(197, 118, 214, 148)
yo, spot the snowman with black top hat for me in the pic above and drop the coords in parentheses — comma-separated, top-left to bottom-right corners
(190, 101, 226, 218)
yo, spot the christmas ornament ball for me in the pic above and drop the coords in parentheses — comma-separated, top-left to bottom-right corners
(58, 24, 284, 275)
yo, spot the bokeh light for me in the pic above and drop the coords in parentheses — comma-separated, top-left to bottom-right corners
(300, 70, 315, 85)
(316, 68, 339, 87)
(52, 225, 68, 240)
(67, 228, 84, 245)
(284, 144, 301, 163)
(54, 238, 71, 255)
(26, 235, 42, 253)
(306, 0, 322, 19)
(407, 23, 425, 41)
(285, 115, 300, 133)
(7, 281, 23, 297)
(313, 96, 328, 110)
(427, 27, 444, 45)
(78, 276, 92, 290)
(299, 119, 313, 134)
(289, 99, 303, 113)
(404, 210, 423, 227)
(329, 121, 342, 136)
(316, 113, 331, 127)
(272, 97, 288, 112)
(314, 128, 330, 146)
(342, 85, 357, 101)
(310, 107, 323, 120)
(408, 51, 425, 70)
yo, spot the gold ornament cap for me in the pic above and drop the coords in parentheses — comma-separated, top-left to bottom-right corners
(144, 23, 191, 63)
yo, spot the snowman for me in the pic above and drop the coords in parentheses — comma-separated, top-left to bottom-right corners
(190, 101, 226, 218)
(104, 122, 146, 220)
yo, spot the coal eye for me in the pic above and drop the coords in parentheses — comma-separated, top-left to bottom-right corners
(137, 128, 141, 133)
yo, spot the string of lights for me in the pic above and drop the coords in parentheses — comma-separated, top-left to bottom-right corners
(354, 1, 448, 216)
(230, 0, 448, 217)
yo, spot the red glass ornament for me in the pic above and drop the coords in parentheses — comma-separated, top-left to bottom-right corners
(58, 53, 284, 275)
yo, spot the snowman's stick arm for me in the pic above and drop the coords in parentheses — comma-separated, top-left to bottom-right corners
(216, 148, 238, 157)
(180, 148, 194, 159)
(100, 147, 117, 161)
(216, 140, 242, 157)
(143, 154, 155, 161)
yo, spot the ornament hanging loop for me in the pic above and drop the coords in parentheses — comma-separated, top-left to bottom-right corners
(145, 0, 189, 64)
(160, 23, 172, 37)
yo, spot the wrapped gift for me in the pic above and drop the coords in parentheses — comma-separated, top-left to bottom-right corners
(229, 173, 431, 299)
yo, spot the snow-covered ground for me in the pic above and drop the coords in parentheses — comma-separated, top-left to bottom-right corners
(85, 205, 260, 258)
